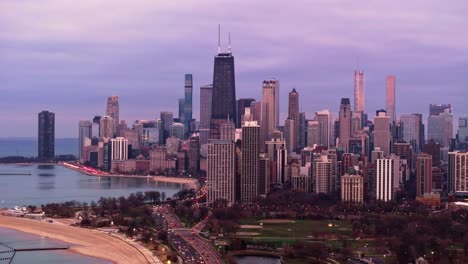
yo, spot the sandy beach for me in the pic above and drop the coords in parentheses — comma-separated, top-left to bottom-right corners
(0, 215, 152, 264)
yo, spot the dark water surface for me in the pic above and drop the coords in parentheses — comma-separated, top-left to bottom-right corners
(0, 164, 181, 208)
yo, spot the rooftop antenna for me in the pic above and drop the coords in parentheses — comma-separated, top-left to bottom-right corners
(228, 32, 231, 53)
(218, 24, 221, 54)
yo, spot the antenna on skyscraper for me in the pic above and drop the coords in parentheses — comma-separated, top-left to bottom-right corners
(228, 32, 231, 53)
(218, 24, 221, 54)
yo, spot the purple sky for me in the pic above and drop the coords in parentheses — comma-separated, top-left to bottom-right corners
(0, 1, 467, 137)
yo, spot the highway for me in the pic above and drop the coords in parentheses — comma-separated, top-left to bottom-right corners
(154, 206, 222, 264)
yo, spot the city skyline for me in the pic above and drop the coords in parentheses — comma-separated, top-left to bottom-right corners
(1, 1, 467, 137)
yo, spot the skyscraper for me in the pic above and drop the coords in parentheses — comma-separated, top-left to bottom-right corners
(458, 117, 468, 144)
(236, 98, 255, 128)
(38, 111, 55, 160)
(416, 153, 432, 197)
(341, 174, 364, 203)
(184, 74, 193, 138)
(373, 111, 390, 156)
(298, 112, 307, 149)
(306, 120, 320, 147)
(261, 79, 280, 147)
(210, 48, 236, 139)
(428, 108, 453, 148)
(315, 110, 332, 148)
(110, 137, 128, 161)
(207, 140, 236, 205)
(78, 120, 92, 161)
(429, 104, 451, 116)
(160, 112, 173, 144)
(448, 151, 468, 195)
(284, 118, 295, 153)
(386, 76, 396, 124)
(376, 156, 400, 201)
(400, 114, 421, 152)
(99, 115, 114, 143)
(339, 98, 352, 152)
(288, 88, 299, 150)
(199, 84, 213, 145)
(106, 96, 119, 136)
(354, 70, 365, 112)
(314, 155, 332, 194)
(240, 121, 260, 203)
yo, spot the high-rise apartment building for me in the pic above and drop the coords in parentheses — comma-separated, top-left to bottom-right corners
(416, 153, 432, 197)
(207, 140, 236, 205)
(261, 79, 280, 147)
(258, 154, 270, 196)
(354, 70, 365, 112)
(314, 155, 332, 193)
(339, 98, 352, 152)
(447, 151, 468, 195)
(183, 74, 193, 138)
(376, 156, 400, 201)
(38, 111, 55, 160)
(240, 121, 260, 203)
(110, 137, 128, 161)
(210, 49, 236, 139)
(373, 111, 390, 156)
(106, 96, 119, 136)
(341, 174, 364, 203)
(288, 88, 299, 150)
(237, 98, 255, 128)
(386, 76, 396, 124)
(78, 120, 92, 161)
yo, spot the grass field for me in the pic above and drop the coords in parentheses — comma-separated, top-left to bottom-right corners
(238, 219, 353, 239)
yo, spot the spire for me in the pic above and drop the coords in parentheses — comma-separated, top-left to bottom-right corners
(228, 32, 231, 53)
(218, 24, 221, 54)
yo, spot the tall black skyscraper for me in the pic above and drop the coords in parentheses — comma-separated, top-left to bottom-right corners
(38, 110, 55, 160)
(210, 35, 236, 139)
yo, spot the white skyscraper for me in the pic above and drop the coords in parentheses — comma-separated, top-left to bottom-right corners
(110, 137, 128, 161)
(376, 155, 400, 201)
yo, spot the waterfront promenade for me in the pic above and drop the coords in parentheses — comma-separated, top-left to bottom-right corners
(60, 162, 199, 189)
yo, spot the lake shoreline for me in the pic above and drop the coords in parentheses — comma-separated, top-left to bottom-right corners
(0, 215, 155, 264)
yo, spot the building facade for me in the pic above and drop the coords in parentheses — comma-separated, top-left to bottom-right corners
(38, 110, 55, 160)
(207, 140, 236, 205)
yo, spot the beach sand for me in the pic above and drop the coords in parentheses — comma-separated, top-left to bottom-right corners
(0, 215, 151, 264)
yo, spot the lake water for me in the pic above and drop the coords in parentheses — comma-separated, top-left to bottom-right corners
(235, 255, 282, 264)
(0, 138, 78, 158)
(0, 164, 182, 208)
(0, 227, 111, 264)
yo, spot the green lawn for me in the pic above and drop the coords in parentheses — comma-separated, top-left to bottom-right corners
(239, 219, 353, 239)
